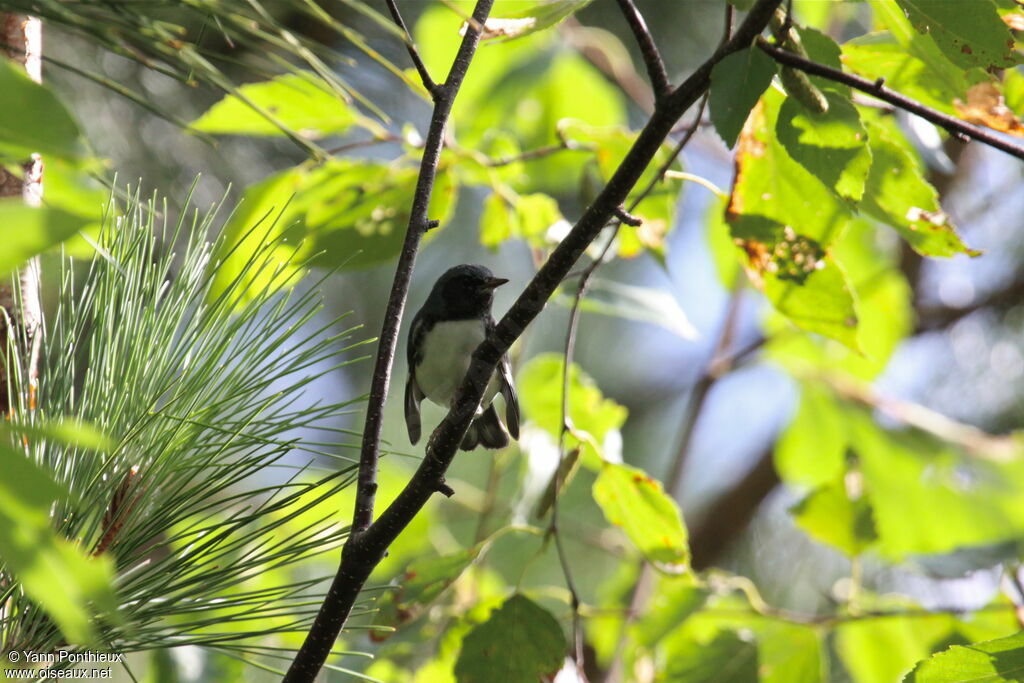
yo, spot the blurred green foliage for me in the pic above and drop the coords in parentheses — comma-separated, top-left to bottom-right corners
(3, 0, 1024, 680)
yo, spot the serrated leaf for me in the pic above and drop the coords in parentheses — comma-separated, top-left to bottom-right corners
(765, 255, 860, 351)
(776, 89, 872, 202)
(728, 90, 851, 247)
(895, 0, 1020, 70)
(0, 201, 90, 277)
(904, 631, 1024, 682)
(191, 73, 363, 138)
(765, 219, 913, 380)
(861, 121, 977, 257)
(0, 60, 83, 161)
(841, 32, 971, 114)
(592, 462, 689, 571)
(454, 594, 566, 683)
(709, 47, 776, 148)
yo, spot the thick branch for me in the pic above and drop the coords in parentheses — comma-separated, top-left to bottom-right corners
(351, 0, 494, 536)
(283, 2, 494, 680)
(614, 0, 670, 101)
(757, 37, 1024, 162)
(288, 1, 782, 679)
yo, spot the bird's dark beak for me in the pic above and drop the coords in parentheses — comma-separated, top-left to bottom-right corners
(483, 277, 509, 290)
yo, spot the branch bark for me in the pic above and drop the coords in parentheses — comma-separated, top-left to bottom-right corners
(0, 13, 43, 417)
(614, 0, 670, 101)
(283, 1, 495, 679)
(756, 37, 1024, 162)
(288, 1, 784, 679)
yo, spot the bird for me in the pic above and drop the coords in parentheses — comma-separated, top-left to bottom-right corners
(405, 264, 520, 451)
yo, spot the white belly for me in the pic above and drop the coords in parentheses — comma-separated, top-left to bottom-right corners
(417, 319, 499, 411)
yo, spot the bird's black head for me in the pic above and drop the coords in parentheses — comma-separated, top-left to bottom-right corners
(425, 264, 508, 319)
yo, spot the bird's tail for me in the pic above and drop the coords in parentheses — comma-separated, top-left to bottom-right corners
(461, 404, 510, 451)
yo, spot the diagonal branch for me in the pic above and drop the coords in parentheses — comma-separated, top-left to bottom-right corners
(384, 0, 438, 95)
(287, 1, 783, 679)
(283, 2, 495, 680)
(756, 37, 1024, 162)
(614, 0, 670, 101)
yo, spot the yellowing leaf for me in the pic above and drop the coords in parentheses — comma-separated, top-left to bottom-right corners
(955, 81, 1024, 136)
(592, 462, 689, 571)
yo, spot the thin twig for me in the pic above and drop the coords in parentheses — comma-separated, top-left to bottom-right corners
(283, 2, 496, 680)
(550, 214, 624, 678)
(614, 0, 670, 101)
(604, 279, 746, 683)
(383, 0, 437, 95)
(756, 37, 1024, 162)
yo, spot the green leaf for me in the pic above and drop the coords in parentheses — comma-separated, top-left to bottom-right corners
(842, 32, 969, 114)
(791, 477, 878, 556)
(564, 278, 697, 340)
(372, 546, 481, 637)
(776, 90, 872, 202)
(894, 0, 1020, 70)
(776, 382, 847, 488)
(560, 122, 680, 259)
(592, 462, 690, 571)
(417, 6, 624, 193)
(852, 411, 1024, 559)
(454, 594, 566, 683)
(836, 609, 960, 683)
(861, 121, 977, 257)
(728, 88, 851, 248)
(480, 191, 565, 249)
(486, 0, 595, 40)
(765, 219, 913, 380)
(190, 72, 365, 138)
(0, 439, 117, 645)
(871, 1, 995, 103)
(211, 159, 459, 305)
(904, 631, 1024, 682)
(764, 256, 860, 351)
(0, 201, 90, 277)
(0, 60, 82, 161)
(659, 630, 759, 682)
(518, 353, 627, 465)
(709, 47, 776, 148)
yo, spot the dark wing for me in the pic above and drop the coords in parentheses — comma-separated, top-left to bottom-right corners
(488, 315, 520, 440)
(405, 313, 428, 445)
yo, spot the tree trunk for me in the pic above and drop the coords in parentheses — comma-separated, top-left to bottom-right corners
(0, 13, 43, 416)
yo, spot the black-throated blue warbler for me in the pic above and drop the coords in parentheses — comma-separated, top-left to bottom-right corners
(405, 264, 520, 450)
